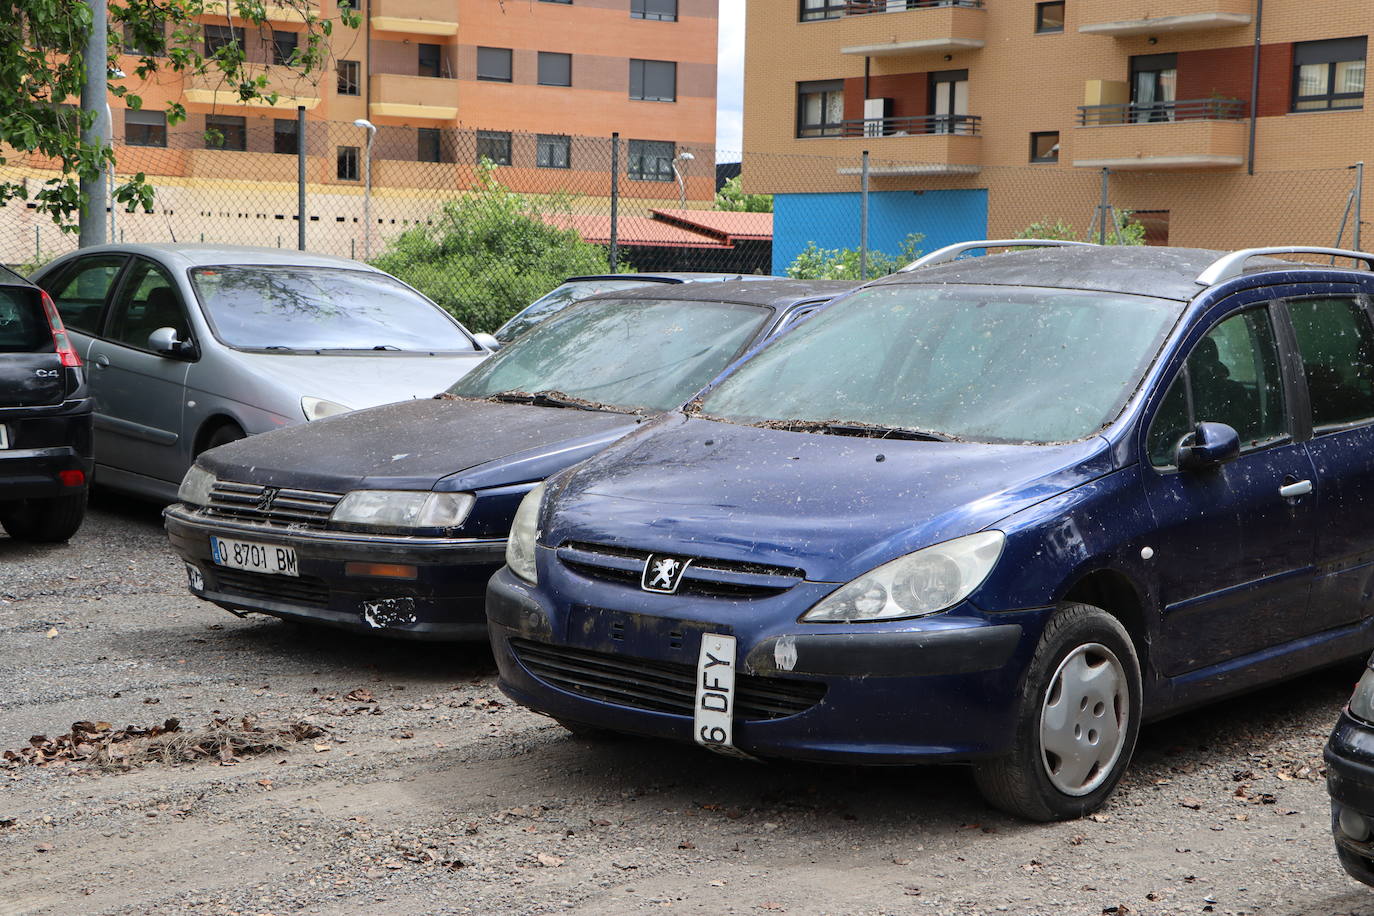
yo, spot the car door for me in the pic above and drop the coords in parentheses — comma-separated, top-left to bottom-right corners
(1282, 293, 1374, 627)
(34, 254, 129, 364)
(86, 257, 195, 484)
(1142, 301, 1319, 676)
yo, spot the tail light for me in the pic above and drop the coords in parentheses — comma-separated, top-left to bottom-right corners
(38, 290, 81, 368)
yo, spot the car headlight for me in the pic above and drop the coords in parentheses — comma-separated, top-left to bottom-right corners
(506, 482, 545, 585)
(331, 490, 474, 531)
(1350, 667, 1374, 724)
(178, 464, 217, 507)
(302, 396, 351, 422)
(802, 531, 1005, 623)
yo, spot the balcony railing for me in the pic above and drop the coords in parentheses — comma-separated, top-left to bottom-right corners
(1078, 98, 1247, 125)
(802, 0, 981, 21)
(833, 114, 981, 137)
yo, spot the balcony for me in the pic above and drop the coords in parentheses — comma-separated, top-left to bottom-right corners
(838, 113, 980, 137)
(370, 0, 459, 36)
(260, 0, 322, 23)
(821, 115, 982, 175)
(184, 66, 321, 110)
(1076, 0, 1251, 36)
(806, 1, 985, 57)
(1073, 99, 1248, 170)
(368, 74, 458, 121)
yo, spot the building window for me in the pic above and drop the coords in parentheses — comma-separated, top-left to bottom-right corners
(124, 109, 166, 147)
(203, 24, 244, 57)
(796, 80, 844, 137)
(799, 0, 846, 22)
(205, 114, 246, 151)
(274, 118, 299, 155)
(632, 0, 677, 21)
(477, 47, 513, 82)
(338, 60, 361, 95)
(337, 146, 359, 180)
(1035, 2, 1065, 33)
(272, 29, 297, 65)
(418, 127, 443, 163)
(1293, 37, 1367, 111)
(538, 51, 571, 86)
(418, 43, 444, 78)
(630, 59, 676, 101)
(121, 21, 164, 56)
(537, 134, 571, 169)
(628, 139, 674, 181)
(1030, 131, 1059, 163)
(476, 130, 512, 165)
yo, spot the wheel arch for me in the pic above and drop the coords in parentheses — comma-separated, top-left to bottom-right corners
(1060, 568, 1152, 672)
(193, 414, 247, 456)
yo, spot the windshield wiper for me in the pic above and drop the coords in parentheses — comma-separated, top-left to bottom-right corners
(486, 389, 613, 412)
(763, 419, 953, 442)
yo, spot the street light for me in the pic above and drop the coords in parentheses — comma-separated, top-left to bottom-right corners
(672, 151, 695, 209)
(353, 118, 377, 258)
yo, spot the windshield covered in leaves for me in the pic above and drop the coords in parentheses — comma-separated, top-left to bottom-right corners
(448, 297, 771, 413)
(190, 267, 476, 351)
(698, 284, 1182, 444)
(495, 278, 661, 343)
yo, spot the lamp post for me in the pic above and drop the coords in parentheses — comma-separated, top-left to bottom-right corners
(672, 151, 695, 209)
(352, 118, 377, 258)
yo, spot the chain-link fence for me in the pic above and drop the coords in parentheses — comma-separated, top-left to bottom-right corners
(0, 119, 1366, 330)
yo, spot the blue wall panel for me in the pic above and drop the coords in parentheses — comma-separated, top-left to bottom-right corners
(772, 189, 989, 275)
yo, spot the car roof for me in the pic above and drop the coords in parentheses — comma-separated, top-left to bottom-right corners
(869, 245, 1342, 302)
(561, 272, 777, 284)
(577, 278, 860, 309)
(44, 243, 382, 273)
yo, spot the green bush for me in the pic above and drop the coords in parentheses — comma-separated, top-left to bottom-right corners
(1017, 212, 1146, 246)
(785, 232, 924, 280)
(371, 161, 615, 332)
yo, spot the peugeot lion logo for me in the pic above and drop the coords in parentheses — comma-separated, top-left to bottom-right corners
(641, 553, 692, 594)
(256, 487, 279, 512)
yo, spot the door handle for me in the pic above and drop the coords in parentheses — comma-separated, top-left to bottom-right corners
(1279, 479, 1313, 498)
(92, 354, 110, 368)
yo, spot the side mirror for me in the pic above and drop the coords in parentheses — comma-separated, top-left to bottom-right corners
(472, 332, 501, 352)
(147, 326, 192, 359)
(1176, 421, 1241, 471)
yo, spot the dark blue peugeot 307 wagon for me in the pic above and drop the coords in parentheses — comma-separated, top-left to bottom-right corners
(488, 241, 1374, 821)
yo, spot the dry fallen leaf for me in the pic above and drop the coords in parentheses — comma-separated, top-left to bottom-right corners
(44, 628, 57, 639)
(536, 853, 564, 867)
(313, 743, 331, 753)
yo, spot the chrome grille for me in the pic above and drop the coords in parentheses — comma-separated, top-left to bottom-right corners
(510, 638, 825, 721)
(206, 481, 342, 530)
(557, 541, 804, 599)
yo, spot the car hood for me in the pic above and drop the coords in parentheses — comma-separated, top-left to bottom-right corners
(226, 349, 489, 412)
(198, 398, 642, 492)
(545, 414, 1116, 583)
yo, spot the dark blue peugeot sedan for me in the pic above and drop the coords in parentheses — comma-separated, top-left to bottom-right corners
(489, 241, 1374, 821)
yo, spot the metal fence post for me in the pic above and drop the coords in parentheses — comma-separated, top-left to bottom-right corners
(860, 150, 870, 281)
(1098, 168, 1111, 245)
(297, 106, 307, 251)
(609, 132, 620, 272)
(1354, 161, 1365, 254)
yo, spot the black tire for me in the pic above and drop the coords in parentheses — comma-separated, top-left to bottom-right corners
(973, 602, 1142, 822)
(200, 422, 246, 454)
(0, 491, 87, 543)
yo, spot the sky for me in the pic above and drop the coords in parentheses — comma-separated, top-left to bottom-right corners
(716, 2, 746, 155)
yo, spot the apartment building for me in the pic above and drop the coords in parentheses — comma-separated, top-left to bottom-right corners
(104, 0, 718, 198)
(744, 0, 1372, 269)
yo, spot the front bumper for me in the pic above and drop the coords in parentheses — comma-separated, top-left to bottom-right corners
(486, 560, 1047, 764)
(1326, 710, 1374, 886)
(165, 503, 505, 640)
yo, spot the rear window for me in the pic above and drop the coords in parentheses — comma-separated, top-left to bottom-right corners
(0, 286, 49, 352)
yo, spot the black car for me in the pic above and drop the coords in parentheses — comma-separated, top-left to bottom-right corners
(1326, 656, 1374, 884)
(0, 268, 92, 541)
(164, 279, 855, 639)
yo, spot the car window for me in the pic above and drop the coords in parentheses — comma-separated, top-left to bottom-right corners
(42, 256, 126, 334)
(1286, 296, 1374, 430)
(108, 259, 188, 350)
(0, 287, 48, 352)
(1147, 308, 1288, 468)
(496, 278, 659, 342)
(449, 297, 771, 413)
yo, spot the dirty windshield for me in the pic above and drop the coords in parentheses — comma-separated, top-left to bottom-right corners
(495, 278, 659, 342)
(698, 284, 1181, 443)
(448, 297, 770, 413)
(190, 266, 476, 351)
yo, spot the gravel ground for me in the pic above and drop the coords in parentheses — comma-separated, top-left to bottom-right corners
(3, 494, 1374, 915)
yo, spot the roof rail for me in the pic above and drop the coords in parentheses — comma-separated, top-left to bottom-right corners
(897, 239, 1098, 273)
(1195, 246, 1374, 287)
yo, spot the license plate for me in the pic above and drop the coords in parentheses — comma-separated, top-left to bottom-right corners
(210, 536, 298, 577)
(694, 633, 742, 756)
